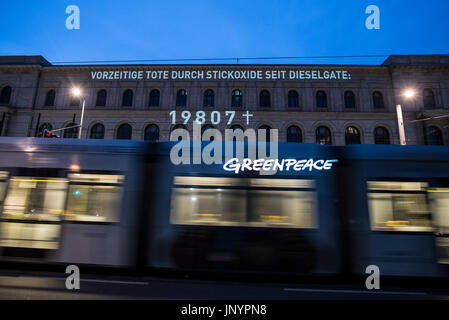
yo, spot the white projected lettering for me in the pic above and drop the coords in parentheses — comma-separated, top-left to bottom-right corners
(223, 158, 338, 174)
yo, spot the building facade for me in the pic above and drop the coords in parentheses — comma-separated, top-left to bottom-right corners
(0, 55, 448, 145)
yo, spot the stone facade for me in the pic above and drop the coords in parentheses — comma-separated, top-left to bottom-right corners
(0, 55, 448, 145)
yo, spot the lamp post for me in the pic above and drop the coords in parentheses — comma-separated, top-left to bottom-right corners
(71, 87, 85, 139)
(396, 89, 416, 145)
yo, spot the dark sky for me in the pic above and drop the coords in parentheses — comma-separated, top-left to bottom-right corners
(1, 0, 448, 65)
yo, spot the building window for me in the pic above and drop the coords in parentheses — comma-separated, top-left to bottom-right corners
(344, 91, 356, 109)
(423, 88, 436, 109)
(231, 89, 242, 107)
(258, 125, 272, 143)
(374, 126, 390, 144)
(259, 90, 270, 107)
(90, 123, 105, 139)
(201, 124, 216, 141)
(427, 126, 443, 145)
(229, 124, 243, 131)
(44, 90, 56, 107)
(122, 89, 133, 107)
(37, 123, 52, 137)
(0, 86, 11, 104)
(116, 123, 132, 140)
(316, 90, 327, 108)
(345, 126, 361, 144)
(203, 89, 214, 107)
(69, 95, 80, 107)
(149, 89, 160, 107)
(288, 90, 299, 108)
(96, 90, 107, 107)
(287, 125, 302, 143)
(63, 122, 79, 138)
(144, 124, 159, 142)
(373, 91, 384, 109)
(176, 89, 187, 107)
(316, 126, 332, 145)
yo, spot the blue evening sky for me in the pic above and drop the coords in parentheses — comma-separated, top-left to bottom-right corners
(0, 0, 448, 65)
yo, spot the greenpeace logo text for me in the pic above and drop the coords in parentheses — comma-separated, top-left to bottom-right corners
(223, 158, 338, 174)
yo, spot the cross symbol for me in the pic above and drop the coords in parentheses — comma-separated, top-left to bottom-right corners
(242, 110, 253, 125)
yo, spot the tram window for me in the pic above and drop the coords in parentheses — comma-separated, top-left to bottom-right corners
(428, 188, 449, 229)
(367, 181, 432, 232)
(65, 173, 124, 222)
(170, 176, 317, 228)
(1, 177, 68, 221)
(0, 171, 8, 202)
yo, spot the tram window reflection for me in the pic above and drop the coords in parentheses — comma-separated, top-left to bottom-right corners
(0, 171, 8, 203)
(65, 173, 124, 222)
(170, 176, 317, 228)
(367, 181, 432, 231)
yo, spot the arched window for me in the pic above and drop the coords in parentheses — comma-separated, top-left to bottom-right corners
(0, 86, 11, 104)
(373, 91, 384, 109)
(345, 126, 361, 144)
(122, 89, 133, 107)
(229, 124, 243, 131)
(231, 89, 242, 107)
(427, 126, 444, 145)
(144, 124, 159, 142)
(287, 125, 302, 143)
(316, 90, 327, 108)
(63, 122, 79, 138)
(96, 89, 107, 107)
(374, 126, 390, 144)
(344, 91, 356, 109)
(171, 124, 187, 141)
(316, 126, 332, 145)
(116, 123, 132, 140)
(69, 95, 80, 107)
(288, 90, 299, 108)
(90, 123, 105, 139)
(201, 124, 216, 141)
(423, 88, 436, 109)
(203, 89, 214, 107)
(45, 90, 56, 107)
(259, 90, 270, 107)
(258, 125, 272, 143)
(176, 89, 187, 107)
(37, 123, 52, 137)
(149, 89, 160, 107)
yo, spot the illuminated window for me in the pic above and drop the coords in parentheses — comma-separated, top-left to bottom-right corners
(65, 173, 124, 222)
(288, 90, 299, 108)
(316, 126, 331, 145)
(287, 125, 302, 143)
(176, 89, 187, 107)
(345, 126, 361, 144)
(45, 89, 56, 107)
(90, 123, 105, 139)
(0, 86, 11, 104)
(231, 89, 242, 107)
(367, 181, 432, 232)
(259, 90, 270, 107)
(122, 89, 133, 107)
(144, 124, 159, 142)
(96, 89, 107, 107)
(203, 89, 214, 107)
(170, 176, 317, 228)
(149, 89, 160, 107)
(116, 123, 132, 140)
(37, 123, 52, 138)
(374, 126, 390, 144)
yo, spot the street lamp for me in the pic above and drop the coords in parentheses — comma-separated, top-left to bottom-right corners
(71, 87, 86, 139)
(396, 88, 416, 145)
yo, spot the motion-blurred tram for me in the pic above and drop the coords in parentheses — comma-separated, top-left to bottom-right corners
(0, 137, 449, 279)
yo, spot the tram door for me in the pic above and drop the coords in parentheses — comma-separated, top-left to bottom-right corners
(428, 188, 449, 264)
